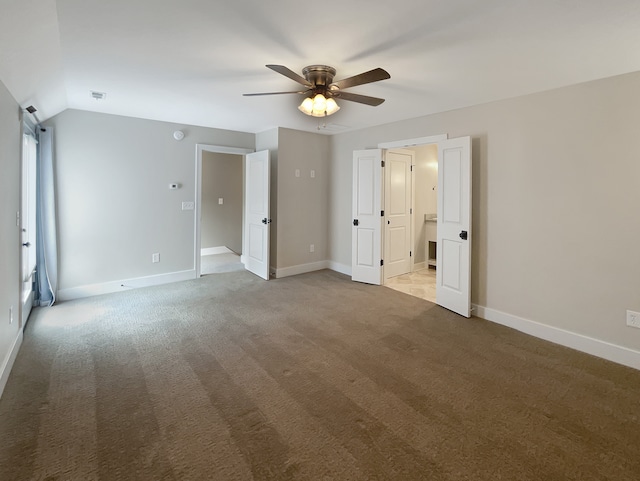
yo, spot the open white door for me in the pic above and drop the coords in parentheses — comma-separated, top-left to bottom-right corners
(436, 136, 472, 317)
(21, 133, 37, 325)
(244, 150, 270, 280)
(384, 149, 414, 280)
(352, 149, 383, 285)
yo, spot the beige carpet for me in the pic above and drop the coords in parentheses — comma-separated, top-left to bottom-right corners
(201, 252, 244, 275)
(1, 269, 639, 480)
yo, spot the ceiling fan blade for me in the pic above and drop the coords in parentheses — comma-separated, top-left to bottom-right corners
(243, 90, 310, 97)
(266, 64, 313, 87)
(333, 91, 385, 106)
(330, 67, 390, 90)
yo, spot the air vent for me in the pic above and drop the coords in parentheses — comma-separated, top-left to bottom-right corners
(90, 91, 106, 100)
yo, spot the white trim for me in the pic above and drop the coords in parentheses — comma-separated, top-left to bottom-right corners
(57, 270, 196, 301)
(201, 246, 233, 256)
(378, 134, 448, 149)
(328, 261, 352, 276)
(274, 261, 329, 279)
(0, 329, 23, 399)
(412, 261, 426, 271)
(473, 304, 640, 371)
(194, 144, 253, 279)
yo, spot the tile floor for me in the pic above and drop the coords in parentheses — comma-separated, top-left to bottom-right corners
(385, 267, 437, 303)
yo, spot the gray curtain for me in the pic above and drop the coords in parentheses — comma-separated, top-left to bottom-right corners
(35, 127, 58, 306)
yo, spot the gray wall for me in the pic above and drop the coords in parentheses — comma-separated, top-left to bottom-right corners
(201, 151, 242, 254)
(255, 127, 330, 273)
(276, 128, 330, 269)
(43, 109, 254, 291)
(0, 80, 22, 394)
(329, 71, 640, 352)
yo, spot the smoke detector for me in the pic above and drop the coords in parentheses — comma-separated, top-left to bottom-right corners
(90, 90, 106, 100)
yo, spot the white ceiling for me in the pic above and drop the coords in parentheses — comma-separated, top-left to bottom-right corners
(2, 0, 640, 135)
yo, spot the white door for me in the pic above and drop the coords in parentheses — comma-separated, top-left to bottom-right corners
(436, 136, 472, 317)
(352, 149, 383, 285)
(21, 133, 37, 326)
(244, 150, 270, 280)
(384, 149, 413, 279)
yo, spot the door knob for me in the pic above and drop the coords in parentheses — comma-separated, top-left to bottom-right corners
(261, 218, 272, 224)
(459, 230, 468, 240)
(22, 242, 31, 247)
(353, 219, 359, 226)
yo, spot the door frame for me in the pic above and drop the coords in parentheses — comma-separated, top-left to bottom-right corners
(195, 144, 253, 278)
(378, 134, 447, 274)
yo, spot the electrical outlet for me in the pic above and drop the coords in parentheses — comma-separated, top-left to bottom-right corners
(627, 310, 640, 329)
(152, 253, 160, 263)
(310, 244, 315, 253)
(182, 201, 194, 210)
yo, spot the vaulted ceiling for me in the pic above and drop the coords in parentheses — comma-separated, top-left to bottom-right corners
(2, 0, 640, 134)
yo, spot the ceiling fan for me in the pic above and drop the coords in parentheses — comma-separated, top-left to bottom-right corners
(243, 64, 390, 117)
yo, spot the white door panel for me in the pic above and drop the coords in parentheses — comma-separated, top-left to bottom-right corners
(436, 137, 471, 317)
(244, 150, 270, 280)
(384, 149, 413, 280)
(352, 150, 382, 285)
(21, 133, 37, 325)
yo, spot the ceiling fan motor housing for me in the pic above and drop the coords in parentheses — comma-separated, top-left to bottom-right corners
(302, 65, 336, 92)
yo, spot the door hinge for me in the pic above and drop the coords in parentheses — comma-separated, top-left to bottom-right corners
(381, 210, 384, 217)
(380, 259, 384, 266)
(410, 208, 412, 214)
(411, 165, 414, 171)
(410, 251, 412, 257)
(381, 160, 385, 167)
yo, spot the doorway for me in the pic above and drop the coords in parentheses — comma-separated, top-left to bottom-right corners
(195, 144, 252, 278)
(200, 151, 244, 275)
(352, 134, 472, 317)
(384, 143, 438, 302)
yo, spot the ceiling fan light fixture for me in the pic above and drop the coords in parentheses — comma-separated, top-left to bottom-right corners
(298, 97, 314, 115)
(298, 93, 340, 117)
(325, 97, 340, 115)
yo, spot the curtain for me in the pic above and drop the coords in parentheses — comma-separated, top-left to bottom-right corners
(35, 127, 58, 306)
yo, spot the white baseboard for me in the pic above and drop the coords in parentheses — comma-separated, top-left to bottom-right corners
(473, 304, 640, 371)
(0, 329, 23, 399)
(412, 261, 426, 271)
(57, 269, 197, 302)
(328, 261, 351, 277)
(201, 246, 233, 256)
(274, 261, 329, 278)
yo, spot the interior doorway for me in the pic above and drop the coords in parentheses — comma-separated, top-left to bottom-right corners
(378, 135, 472, 317)
(195, 144, 252, 277)
(200, 151, 243, 275)
(383, 142, 439, 303)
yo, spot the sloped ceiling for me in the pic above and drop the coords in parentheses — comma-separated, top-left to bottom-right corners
(2, 0, 640, 134)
